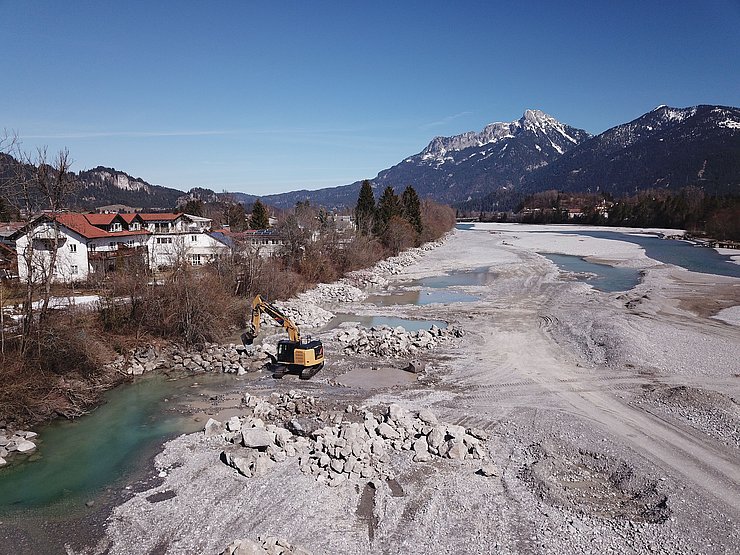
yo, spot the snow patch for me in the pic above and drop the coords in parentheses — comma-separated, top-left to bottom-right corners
(717, 119, 740, 129)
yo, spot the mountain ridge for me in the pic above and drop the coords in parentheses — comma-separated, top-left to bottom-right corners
(3, 105, 738, 213)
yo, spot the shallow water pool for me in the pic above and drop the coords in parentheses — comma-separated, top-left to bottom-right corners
(543, 253, 642, 292)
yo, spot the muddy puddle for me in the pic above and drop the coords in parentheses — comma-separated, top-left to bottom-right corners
(336, 366, 418, 389)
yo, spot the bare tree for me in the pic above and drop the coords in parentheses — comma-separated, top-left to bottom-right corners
(34, 148, 77, 322)
(1, 142, 78, 354)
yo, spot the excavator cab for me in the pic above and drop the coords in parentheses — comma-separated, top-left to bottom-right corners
(242, 295, 325, 379)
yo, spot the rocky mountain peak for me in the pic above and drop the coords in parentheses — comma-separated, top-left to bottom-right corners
(420, 110, 589, 162)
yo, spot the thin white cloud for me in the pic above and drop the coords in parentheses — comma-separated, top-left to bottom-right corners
(420, 111, 473, 130)
(22, 130, 236, 139)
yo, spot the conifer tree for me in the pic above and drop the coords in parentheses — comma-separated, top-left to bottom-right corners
(354, 180, 375, 236)
(373, 185, 401, 236)
(249, 199, 270, 229)
(401, 185, 423, 234)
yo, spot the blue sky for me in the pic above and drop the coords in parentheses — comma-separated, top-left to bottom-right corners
(2, 1, 739, 196)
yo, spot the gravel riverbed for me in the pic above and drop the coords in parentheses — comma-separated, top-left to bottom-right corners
(60, 225, 740, 554)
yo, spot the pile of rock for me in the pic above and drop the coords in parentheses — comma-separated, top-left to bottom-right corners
(335, 324, 463, 358)
(209, 391, 489, 488)
(297, 282, 366, 304)
(170, 343, 263, 374)
(106, 343, 266, 376)
(344, 269, 390, 289)
(268, 300, 335, 329)
(221, 536, 310, 555)
(0, 428, 38, 466)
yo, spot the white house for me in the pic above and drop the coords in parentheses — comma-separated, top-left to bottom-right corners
(232, 229, 285, 258)
(142, 213, 231, 269)
(14, 212, 235, 280)
(15, 213, 150, 282)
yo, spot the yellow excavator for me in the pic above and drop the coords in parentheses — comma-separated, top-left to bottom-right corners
(241, 295, 325, 379)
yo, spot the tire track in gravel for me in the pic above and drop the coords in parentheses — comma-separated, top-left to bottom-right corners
(429, 244, 740, 516)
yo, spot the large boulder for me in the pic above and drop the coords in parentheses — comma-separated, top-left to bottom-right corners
(204, 418, 225, 438)
(221, 539, 268, 555)
(241, 428, 274, 449)
(15, 439, 36, 453)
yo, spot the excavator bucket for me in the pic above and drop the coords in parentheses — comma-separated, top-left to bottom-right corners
(241, 331, 256, 346)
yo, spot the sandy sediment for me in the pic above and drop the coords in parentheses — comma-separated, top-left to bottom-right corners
(93, 224, 740, 555)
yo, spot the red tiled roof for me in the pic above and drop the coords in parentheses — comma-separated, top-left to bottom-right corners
(138, 213, 183, 221)
(84, 213, 118, 226)
(55, 213, 111, 238)
(120, 213, 143, 224)
(0, 222, 24, 233)
(52, 213, 150, 240)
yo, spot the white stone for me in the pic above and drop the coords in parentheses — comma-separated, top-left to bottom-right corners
(377, 422, 400, 440)
(447, 441, 467, 460)
(417, 408, 438, 424)
(15, 439, 36, 453)
(204, 418, 224, 438)
(226, 416, 242, 432)
(242, 429, 273, 449)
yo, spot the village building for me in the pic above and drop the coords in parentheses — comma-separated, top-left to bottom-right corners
(12, 212, 232, 281)
(230, 229, 285, 257)
(142, 213, 230, 269)
(14, 213, 151, 282)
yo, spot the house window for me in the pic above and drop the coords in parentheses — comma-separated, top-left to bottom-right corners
(191, 235, 198, 242)
(71, 265, 78, 274)
(191, 254, 201, 265)
(69, 244, 77, 253)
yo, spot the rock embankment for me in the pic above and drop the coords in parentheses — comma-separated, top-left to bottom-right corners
(209, 390, 490, 488)
(0, 428, 38, 466)
(335, 324, 463, 358)
(345, 236, 449, 288)
(107, 343, 265, 376)
(266, 300, 335, 329)
(296, 282, 366, 305)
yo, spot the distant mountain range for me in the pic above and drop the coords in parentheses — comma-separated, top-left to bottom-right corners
(2, 104, 738, 213)
(260, 104, 740, 211)
(520, 105, 740, 197)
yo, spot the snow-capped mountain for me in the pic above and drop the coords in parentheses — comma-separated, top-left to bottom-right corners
(369, 110, 590, 204)
(5, 105, 736, 213)
(521, 105, 740, 197)
(420, 109, 588, 162)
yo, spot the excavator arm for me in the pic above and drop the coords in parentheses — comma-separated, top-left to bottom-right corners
(242, 294, 301, 344)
